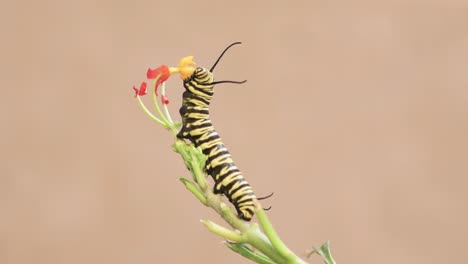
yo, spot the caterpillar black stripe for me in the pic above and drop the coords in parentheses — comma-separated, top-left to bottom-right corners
(174, 42, 257, 221)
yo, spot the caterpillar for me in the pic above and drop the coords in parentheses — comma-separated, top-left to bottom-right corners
(173, 42, 258, 221)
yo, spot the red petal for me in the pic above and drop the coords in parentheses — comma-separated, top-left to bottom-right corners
(133, 81, 147, 97)
(132, 85, 139, 98)
(146, 68, 158, 79)
(147, 65, 171, 96)
(161, 95, 170, 105)
(138, 82, 147, 96)
(147, 65, 170, 80)
(154, 79, 164, 96)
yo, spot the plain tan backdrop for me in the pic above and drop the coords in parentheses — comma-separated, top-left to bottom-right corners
(2, 0, 467, 263)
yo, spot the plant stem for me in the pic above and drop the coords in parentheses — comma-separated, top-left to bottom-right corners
(151, 75, 171, 126)
(136, 96, 165, 126)
(256, 208, 306, 263)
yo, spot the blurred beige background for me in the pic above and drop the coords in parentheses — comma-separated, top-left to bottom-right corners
(1, 0, 468, 263)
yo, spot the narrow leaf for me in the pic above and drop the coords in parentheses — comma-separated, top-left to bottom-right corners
(225, 242, 276, 264)
(179, 178, 207, 205)
(308, 241, 336, 264)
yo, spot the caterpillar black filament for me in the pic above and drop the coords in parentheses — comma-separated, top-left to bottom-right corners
(172, 42, 257, 221)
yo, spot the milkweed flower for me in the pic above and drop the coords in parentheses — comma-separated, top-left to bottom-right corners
(132, 64, 175, 129)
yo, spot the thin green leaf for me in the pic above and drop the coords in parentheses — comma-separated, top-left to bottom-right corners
(201, 220, 242, 242)
(179, 178, 207, 205)
(226, 242, 277, 264)
(308, 241, 336, 264)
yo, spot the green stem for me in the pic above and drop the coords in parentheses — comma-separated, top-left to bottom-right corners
(243, 225, 287, 264)
(256, 208, 306, 263)
(201, 219, 243, 242)
(151, 75, 171, 126)
(136, 96, 165, 126)
(179, 178, 207, 205)
(188, 148, 208, 191)
(161, 82, 174, 124)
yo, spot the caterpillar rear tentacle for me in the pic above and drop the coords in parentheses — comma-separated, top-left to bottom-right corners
(257, 192, 274, 200)
(257, 192, 274, 211)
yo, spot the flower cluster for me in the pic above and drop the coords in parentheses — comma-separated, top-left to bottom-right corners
(132, 65, 177, 130)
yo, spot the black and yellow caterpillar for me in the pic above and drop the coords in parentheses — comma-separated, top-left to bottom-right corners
(172, 42, 258, 221)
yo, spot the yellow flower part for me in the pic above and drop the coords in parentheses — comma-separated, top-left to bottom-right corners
(169, 56, 197, 80)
